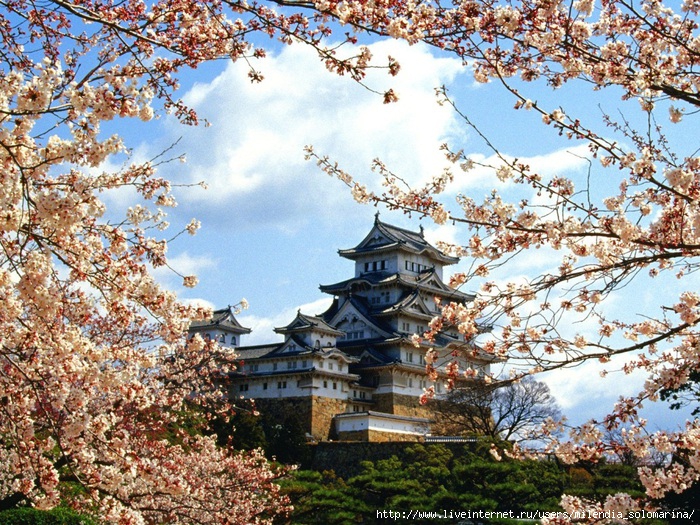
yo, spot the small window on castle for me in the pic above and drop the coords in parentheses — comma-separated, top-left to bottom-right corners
(273, 363, 278, 371)
(302, 360, 308, 368)
(220, 334, 226, 343)
(328, 362, 334, 371)
(364, 262, 370, 272)
(239, 384, 248, 392)
(381, 260, 386, 270)
(406, 352, 414, 363)
(232, 336, 237, 345)
(277, 381, 287, 389)
(263, 382, 268, 390)
(315, 340, 321, 349)
(332, 382, 337, 390)
(405, 261, 410, 270)
(252, 364, 259, 372)
(419, 354, 425, 365)
(323, 380, 328, 388)
(408, 378, 413, 388)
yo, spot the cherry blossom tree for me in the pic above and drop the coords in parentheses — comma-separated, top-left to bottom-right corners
(5, 0, 700, 522)
(295, 0, 700, 521)
(0, 0, 356, 522)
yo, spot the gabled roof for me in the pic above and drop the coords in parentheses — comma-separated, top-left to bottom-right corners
(189, 306, 252, 334)
(274, 311, 345, 337)
(320, 268, 472, 302)
(337, 214, 458, 265)
(377, 290, 434, 318)
(322, 295, 396, 339)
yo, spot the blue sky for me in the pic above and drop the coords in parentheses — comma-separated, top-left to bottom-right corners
(108, 37, 696, 430)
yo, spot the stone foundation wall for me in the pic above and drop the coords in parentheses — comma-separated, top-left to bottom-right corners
(253, 396, 349, 441)
(372, 392, 431, 419)
(311, 396, 348, 440)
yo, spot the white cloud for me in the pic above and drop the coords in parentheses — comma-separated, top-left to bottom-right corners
(156, 39, 466, 233)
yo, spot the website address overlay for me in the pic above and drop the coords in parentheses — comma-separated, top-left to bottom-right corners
(376, 509, 696, 521)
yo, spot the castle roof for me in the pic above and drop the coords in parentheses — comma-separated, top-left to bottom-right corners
(274, 310, 345, 336)
(320, 267, 473, 302)
(189, 306, 252, 334)
(337, 215, 458, 265)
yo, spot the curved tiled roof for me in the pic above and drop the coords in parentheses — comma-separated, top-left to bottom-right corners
(337, 216, 459, 265)
(274, 311, 345, 336)
(189, 306, 252, 334)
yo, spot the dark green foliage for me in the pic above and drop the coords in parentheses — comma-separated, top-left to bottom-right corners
(277, 470, 369, 524)
(282, 443, 661, 524)
(0, 507, 96, 525)
(264, 414, 312, 466)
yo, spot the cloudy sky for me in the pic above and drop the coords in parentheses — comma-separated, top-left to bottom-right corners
(117, 37, 695, 430)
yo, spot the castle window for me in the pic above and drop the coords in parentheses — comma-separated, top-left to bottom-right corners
(381, 260, 386, 270)
(232, 336, 237, 345)
(419, 354, 425, 365)
(220, 334, 226, 344)
(406, 352, 414, 363)
(408, 378, 413, 388)
(328, 362, 334, 371)
(251, 364, 259, 372)
(332, 382, 337, 390)
(287, 361, 297, 370)
(263, 382, 268, 390)
(239, 384, 248, 392)
(315, 340, 321, 349)
(277, 381, 287, 389)
(323, 380, 328, 388)
(302, 360, 308, 368)
(273, 363, 278, 371)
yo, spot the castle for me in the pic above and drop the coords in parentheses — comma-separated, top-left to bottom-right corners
(190, 215, 496, 441)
